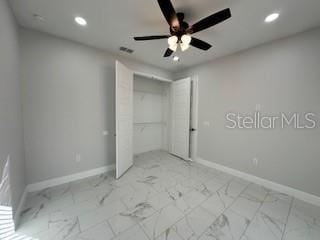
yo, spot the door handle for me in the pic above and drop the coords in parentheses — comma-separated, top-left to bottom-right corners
(190, 128, 196, 132)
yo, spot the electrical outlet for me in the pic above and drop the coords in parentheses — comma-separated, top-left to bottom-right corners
(76, 154, 81, 162)
(253, 157, 259, 166)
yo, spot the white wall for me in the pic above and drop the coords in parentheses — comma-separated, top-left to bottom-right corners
(19, 28, 172, 184)
(175, 27, 320, 197)
(0, 0, 26, 214)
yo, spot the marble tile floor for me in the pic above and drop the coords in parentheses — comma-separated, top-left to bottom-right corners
(12, 150, 320, 240)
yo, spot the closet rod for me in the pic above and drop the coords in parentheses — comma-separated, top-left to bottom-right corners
(134, 71, 173, 83)
(134, 90, 164, 95)
(134, 122, 166, 125)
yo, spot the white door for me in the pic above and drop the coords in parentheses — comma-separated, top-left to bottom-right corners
(116, 61, 133, 179)
(171, 77, 191, 160)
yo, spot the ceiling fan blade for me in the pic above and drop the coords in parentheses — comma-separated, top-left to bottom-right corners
(134, 35, 170, 41)
(190, 37, 212, 50)
(163, 48, 174, 57)
(157, 0, 180, 30)
(188, 8, 231, 34)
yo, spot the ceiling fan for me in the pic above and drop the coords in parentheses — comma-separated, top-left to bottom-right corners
(134, 0, 232, 57)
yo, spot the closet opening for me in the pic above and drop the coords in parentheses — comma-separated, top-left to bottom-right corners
(115, 61, 198, 179)
(133, 75, 171, 155)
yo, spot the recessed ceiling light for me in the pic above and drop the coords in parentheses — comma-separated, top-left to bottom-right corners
(75, 16, 87, 26)
(173, 56, 180, 62)
(265, 13, 279, 23)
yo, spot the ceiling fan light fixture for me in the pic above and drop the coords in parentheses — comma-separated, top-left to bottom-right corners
(180, 42, 190, 52)
(181, 34, 191, 45)
(168, 36, 178, 46)
(169, 43, 178, 52)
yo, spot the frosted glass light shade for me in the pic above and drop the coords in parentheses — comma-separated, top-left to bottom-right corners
(169, 43, 178, 52)
(180, 42, 190, 51)
(181, 34, 191, 45)
(168, 36, 178, 46)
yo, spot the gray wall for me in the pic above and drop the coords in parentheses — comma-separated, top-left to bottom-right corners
(20, 28, 172, 184)
(175, 27, 320, 197)
(0, 0, 25, 214)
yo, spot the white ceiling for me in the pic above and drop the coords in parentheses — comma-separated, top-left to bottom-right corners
(10, 0, 320, 72)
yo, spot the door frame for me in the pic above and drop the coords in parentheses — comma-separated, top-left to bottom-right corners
(190, 75, 199, 161)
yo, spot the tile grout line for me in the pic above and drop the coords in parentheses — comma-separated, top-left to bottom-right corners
(280, 197, 294, 240)
(138, 199, 185, 239)
(138, 173, 230, 240)
(117, 159, 187, 238)
(238, 187, 271, 240)
(106, 219, 117, 238)
(195, 179, 253, 239)
(175, 176, 232, 240)
(162, 175, 231, 240)
(140, 223, 152, 240)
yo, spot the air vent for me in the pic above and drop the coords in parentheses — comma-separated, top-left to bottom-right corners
(119, 46, 134, 54)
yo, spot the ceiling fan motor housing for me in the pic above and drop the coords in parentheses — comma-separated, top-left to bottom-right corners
(170, 12, 190, 38)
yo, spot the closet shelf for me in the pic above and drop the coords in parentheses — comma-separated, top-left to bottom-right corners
(134, 122, 166, 125)
(134, 90, 165, 96)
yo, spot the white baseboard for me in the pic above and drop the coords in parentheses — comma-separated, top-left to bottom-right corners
(27, 164, 115, 193)
(13, 187, 27, 229)
(196, 157, 320, 207)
